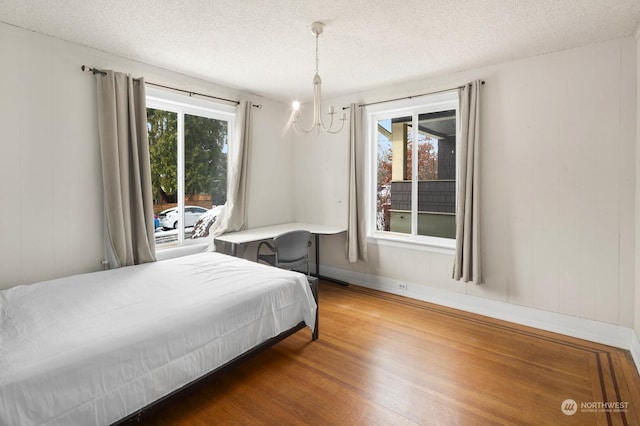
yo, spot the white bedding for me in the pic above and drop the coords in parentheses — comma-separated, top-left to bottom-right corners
(0, 252, 316, 426)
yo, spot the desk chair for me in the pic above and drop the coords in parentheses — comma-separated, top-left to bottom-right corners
(256, 230, 311, 275)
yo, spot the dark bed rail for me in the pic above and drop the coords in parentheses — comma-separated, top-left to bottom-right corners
(114, 277, 319, 425)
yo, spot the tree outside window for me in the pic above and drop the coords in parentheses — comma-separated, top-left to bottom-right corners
(146, 94, 232, 247)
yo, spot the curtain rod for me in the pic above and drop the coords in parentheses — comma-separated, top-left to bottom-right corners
(344, 80, 485, 110)
(81, 65, 262, 108)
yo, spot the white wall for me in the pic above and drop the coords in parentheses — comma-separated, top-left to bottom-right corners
(0, 24, 102, 289)
(0, 22, 294, 289)
(292, 123, 350, 228)
(294, 37, 637, 328)
(247, 102, 295, 229)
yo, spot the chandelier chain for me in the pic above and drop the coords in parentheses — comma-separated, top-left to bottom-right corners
(315, 32, 319, 74)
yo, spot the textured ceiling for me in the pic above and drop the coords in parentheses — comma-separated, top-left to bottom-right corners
(1, 0, 639, 102)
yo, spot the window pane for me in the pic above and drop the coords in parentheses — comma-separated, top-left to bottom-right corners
(377, 116, 411, 234)
(147, 108, 178, 246)
(184, 114, 228, 241)
(416, 110, 456, 238)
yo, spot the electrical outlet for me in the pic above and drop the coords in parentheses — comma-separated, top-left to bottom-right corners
(398, 283, 408, 291)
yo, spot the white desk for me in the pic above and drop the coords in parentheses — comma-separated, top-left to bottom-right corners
(215, 222, 347, 285)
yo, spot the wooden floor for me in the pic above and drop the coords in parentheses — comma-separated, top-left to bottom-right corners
(142, 282, 640, 425)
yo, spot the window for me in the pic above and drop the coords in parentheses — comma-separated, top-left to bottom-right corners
(146, 87, 235, 248)
(368, 91, 458, 247)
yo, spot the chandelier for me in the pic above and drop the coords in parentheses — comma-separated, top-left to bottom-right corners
(292, 22, 347, 135)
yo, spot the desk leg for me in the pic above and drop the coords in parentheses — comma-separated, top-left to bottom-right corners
(308, 276, 319, 341)
(312, 234, 349, 286)
(315, 234, 320, 276)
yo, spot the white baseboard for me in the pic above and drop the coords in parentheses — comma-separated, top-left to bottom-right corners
(318, 264, 640, 375)
(631, 331, 640, 376)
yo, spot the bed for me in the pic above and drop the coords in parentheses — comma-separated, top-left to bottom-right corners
(0, 252, 318, 426)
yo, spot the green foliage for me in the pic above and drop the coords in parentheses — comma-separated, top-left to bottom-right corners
(147, 108, 178, 201)
(184, 114, 227, 205)
(146, 109, 228, 205)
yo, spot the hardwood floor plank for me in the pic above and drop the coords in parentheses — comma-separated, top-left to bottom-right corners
(140, 282, 640, 425)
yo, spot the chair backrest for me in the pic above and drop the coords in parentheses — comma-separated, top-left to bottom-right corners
(273, 230, 311, 263)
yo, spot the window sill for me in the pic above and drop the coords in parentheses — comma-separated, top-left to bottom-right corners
(367, 233, 455, 255)
(155, 242, 209, 261)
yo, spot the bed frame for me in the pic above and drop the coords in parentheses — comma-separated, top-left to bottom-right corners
(114, 277, 319, 425)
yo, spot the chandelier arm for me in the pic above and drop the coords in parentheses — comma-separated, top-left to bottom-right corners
(293, 111, 315, 134)
(324, 117, 347, 134)
(314, 79, 334, 132)
(292, 80, 322, 135)
(319, 110, 335, 132)
(314, 76, 341, 133)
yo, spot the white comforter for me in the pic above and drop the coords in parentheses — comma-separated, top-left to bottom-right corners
(0, 252, 316, 426)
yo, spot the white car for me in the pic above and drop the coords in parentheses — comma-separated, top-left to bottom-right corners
(158, 206, 209, 230)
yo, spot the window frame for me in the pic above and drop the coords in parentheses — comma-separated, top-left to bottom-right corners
(365, 90, 459, 251)
(146, 86, 236, 250)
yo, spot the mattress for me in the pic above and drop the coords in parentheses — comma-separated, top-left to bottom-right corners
(0, 252, 317, 426)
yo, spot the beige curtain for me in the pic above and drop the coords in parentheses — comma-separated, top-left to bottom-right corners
(347, 103, 368, 263)
(96, 71, 156, 268)
(453, 81, 482, 283)
(206, 100, 252, 250)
